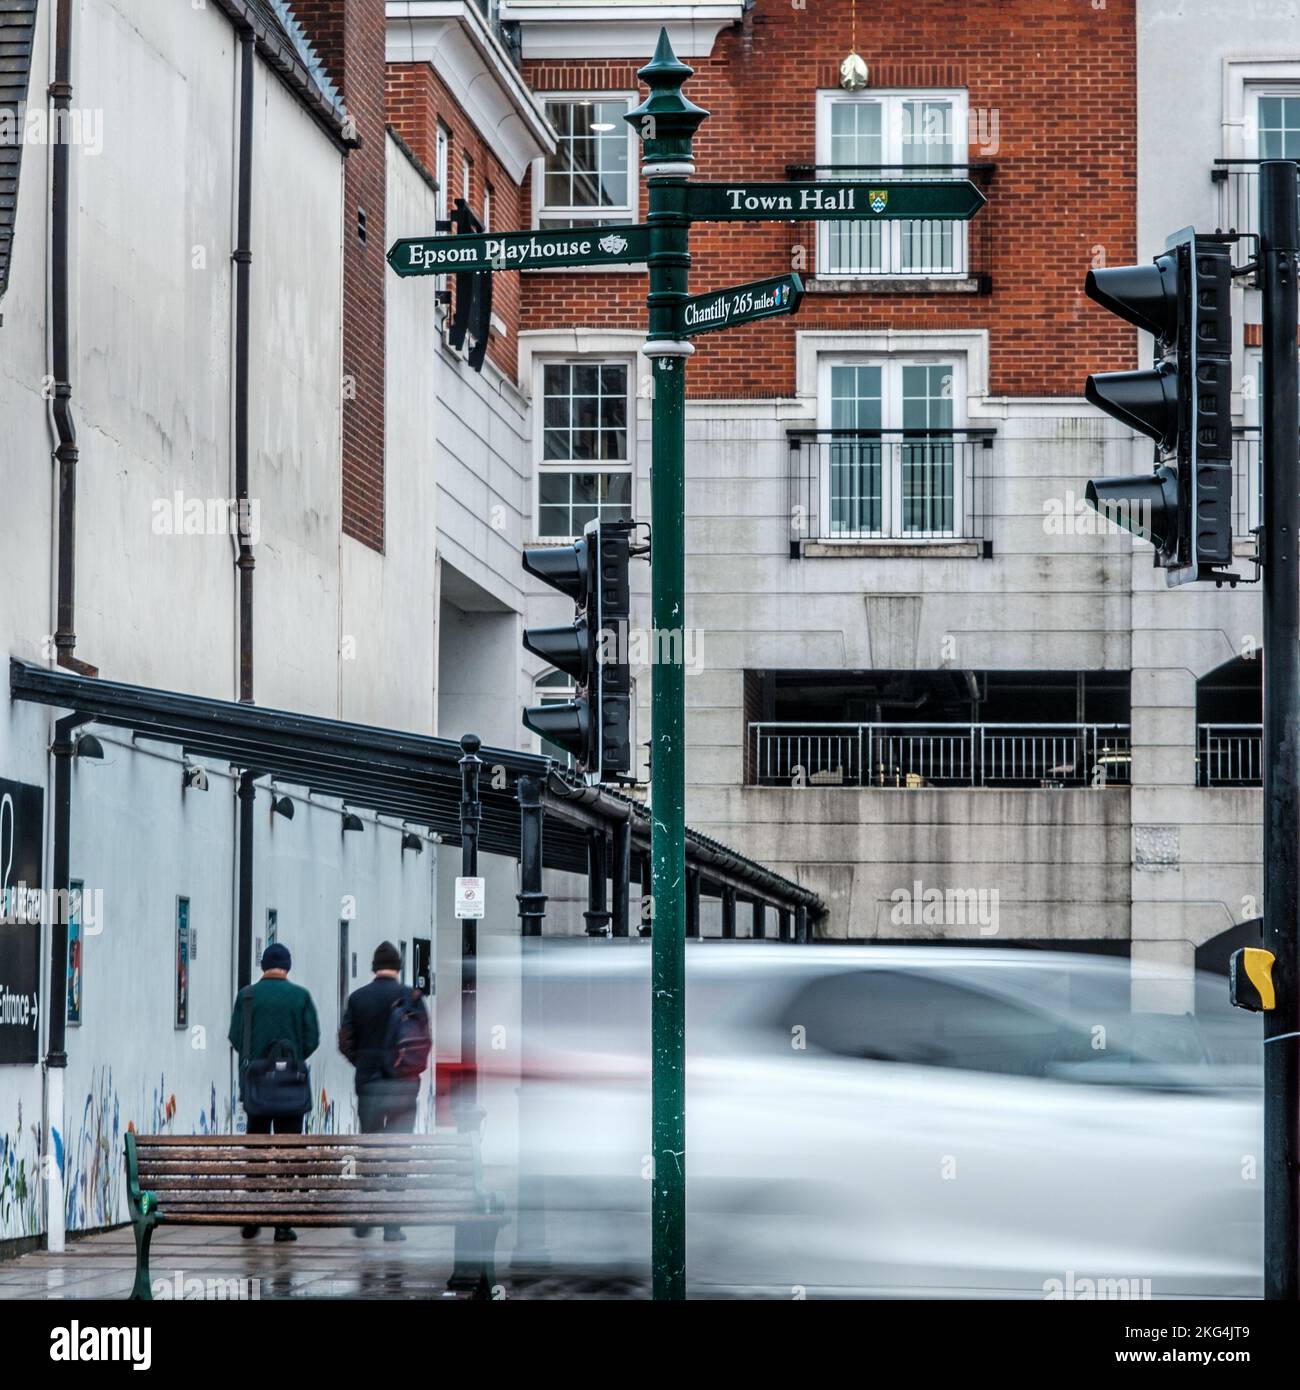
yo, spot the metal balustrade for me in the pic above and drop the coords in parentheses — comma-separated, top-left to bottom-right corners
(1212, 159, 1300, 242)
(749, 722, 1131, 788)
(1198, 724, 1262, 787)
(788, 429, 995, 551)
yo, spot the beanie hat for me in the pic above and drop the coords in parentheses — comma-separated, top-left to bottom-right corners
(261, 942, 291, 972)
(372, 940, 402, 972)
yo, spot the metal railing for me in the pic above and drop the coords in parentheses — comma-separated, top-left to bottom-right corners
(788, 429, 995, 551)
(473, 0, 522, 68)
(1233, 427, 1262, 538)
(1212, 159, 1299, 241)
(786, 163, 994, 285)
(1198, 723, 1262, 787)
(749, 722, 1131, 788)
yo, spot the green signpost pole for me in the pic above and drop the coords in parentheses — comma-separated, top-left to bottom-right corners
(626, 29, 707, 1302)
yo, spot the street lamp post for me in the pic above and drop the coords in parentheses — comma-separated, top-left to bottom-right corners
(626, 32, 708, 1302)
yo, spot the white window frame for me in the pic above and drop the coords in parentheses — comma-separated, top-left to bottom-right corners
(814, 88, 969, 279)
(533, 355, 635, 542)
(435, 125, 450, 221)
(1246, 84, 1300, 158)
(816, 354, 967, 539)
(532, 92, 639, 231)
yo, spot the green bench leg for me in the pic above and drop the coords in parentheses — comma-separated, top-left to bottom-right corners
(448, 1220, 498, 1299)
(129, 1218, 157, 1301)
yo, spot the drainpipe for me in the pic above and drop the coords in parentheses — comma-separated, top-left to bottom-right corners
(49, 0, 91, 677)
(237, 771, 255, 989)
(44, 714, 84, 1253)
(233, 29, 255, 703)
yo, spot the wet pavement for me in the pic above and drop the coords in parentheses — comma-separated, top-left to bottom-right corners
(0, 1222, 649, 1300)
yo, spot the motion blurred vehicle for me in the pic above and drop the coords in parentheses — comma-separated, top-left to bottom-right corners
(491, 942, 1262, 1298)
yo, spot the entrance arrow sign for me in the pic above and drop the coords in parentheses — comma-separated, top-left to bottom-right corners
(387, 223, 652, 275)
(685, 179, 986, 222)
(677, 273, 804, 337)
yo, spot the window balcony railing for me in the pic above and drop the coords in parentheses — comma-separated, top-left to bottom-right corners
(788, 429, 995, 553)
(785, 163, 994, 287)
(748, 722, 1131, 789)
(1198, 723, 1262, 787)
(1212, 159, 1299, 243)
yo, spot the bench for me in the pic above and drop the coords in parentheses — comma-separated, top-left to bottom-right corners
(124, 1131, 505, 1300)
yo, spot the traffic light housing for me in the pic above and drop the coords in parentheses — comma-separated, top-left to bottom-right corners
(1083, 230, 1235, 584)
(521, 519, 633, 780)
(1229, 946, 1276, 1013)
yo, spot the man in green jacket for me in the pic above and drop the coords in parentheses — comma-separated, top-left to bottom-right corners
(228, 942, 320, 1241)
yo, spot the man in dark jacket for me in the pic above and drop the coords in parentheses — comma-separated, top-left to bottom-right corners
(339, 940, 429, 1241)
(228, 943, 320, 1242)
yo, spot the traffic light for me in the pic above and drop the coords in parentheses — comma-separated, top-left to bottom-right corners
(521, 519, 633, 779)
(1083, 229, 1235, 584)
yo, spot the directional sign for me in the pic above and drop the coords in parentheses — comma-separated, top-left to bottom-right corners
(685, 180, 987, 222)
(677, 273, 804, 337)
(388, 223, 652, 276)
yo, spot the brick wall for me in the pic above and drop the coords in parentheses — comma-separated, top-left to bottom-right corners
(294, 0, 388, 550)
(385, 63, 523, 382)
(520, 0, 1138, 400)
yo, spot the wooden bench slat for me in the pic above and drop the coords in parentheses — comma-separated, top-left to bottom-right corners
(139, 1162, 475, 1173)
(157, 1201, 484, 1212)
(134, 1134, 472, 1147)
(160, 1213, 502, 1227)
(137, 1151, 468, 1165)
(145, 1180, 477, 1195)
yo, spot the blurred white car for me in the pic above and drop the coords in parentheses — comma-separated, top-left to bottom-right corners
(493, 942, 1263, 1298)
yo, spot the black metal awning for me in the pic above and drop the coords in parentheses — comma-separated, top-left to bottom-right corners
(10, 659, 822, 916)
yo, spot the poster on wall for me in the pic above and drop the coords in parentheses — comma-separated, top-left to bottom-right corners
(0, 777, 44, 1065)
(66, 879, 83, 1026)
(175, 896, 190, 1029)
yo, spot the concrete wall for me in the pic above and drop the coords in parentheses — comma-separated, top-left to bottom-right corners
(0, 6, 445, 1241)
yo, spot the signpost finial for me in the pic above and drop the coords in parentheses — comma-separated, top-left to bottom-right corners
(625, 27, 708, 168)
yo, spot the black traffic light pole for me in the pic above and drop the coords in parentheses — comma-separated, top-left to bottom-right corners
(1259, 158, 1300, 1302)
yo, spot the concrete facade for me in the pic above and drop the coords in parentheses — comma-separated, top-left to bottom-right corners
(0, 1, 544, 1240)
(502, 0, 1273, 1016)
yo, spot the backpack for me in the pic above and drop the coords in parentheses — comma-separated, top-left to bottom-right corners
(382, 989, 432, 1080)
(240, 995, 311, 1117)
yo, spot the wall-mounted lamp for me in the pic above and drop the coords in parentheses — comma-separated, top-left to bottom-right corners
(401, 832, 423, 854)
(271, 795, 295, 821)
(342, 811, 364, 834)
(74, 733, 105, 760)
(182, 761, 209, 792)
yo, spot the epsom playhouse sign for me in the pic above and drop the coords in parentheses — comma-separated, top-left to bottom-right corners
(388, 224, 653, 275)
